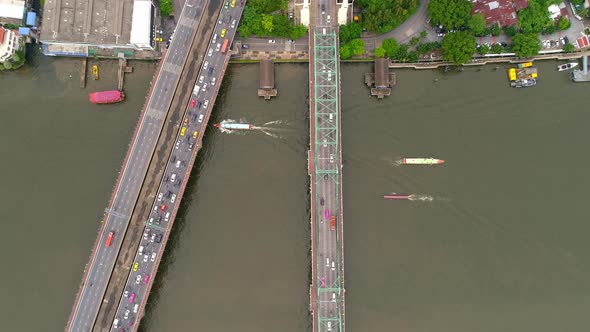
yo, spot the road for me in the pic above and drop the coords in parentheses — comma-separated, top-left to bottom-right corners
(65, 1, 208, 331)
(310, 1, 344, 331)
(109, 1, 246, 331)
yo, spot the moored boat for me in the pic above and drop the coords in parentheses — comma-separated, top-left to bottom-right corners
(89, 90, 125, 104)
(92, 65, 99, 80)
(510, 78, 536, 88)
(557, 62, 578, 71)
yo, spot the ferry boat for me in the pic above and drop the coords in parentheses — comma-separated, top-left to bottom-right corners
(89, 90, 125, 104)
(557, 62, 578, 71)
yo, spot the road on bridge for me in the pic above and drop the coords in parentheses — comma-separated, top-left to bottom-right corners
(66, 1, 209, 331)
(109, 1, 246, 331)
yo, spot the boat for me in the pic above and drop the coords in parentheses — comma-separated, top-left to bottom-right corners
(510, 78, 536, 88)
(383, 194, 412, 200)
(401, 158, 444, 165)
(517, 62, 533, 68)
(89, 90, 125, 104)
(557, 62, 578, 71)
(92, 64, 99, 80)
(214, 121, 253, 130)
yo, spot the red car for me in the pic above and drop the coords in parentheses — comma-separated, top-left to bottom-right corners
(190, 99, 196, 108)
(160, 204, 167, 212)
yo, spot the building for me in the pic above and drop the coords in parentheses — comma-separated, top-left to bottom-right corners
(258, 59, 277, 100)
(471, 0, 528, 27)
(364, 58, 396, 99)
(548, 2, 568, 20)
(40, 0, 157, 58)
(0, 0, 25, 25)
(0, 26, 21, 62)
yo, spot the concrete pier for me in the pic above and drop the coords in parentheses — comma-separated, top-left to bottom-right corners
(80, 58, 87, 88)
(258, 59, 277, 99)
(365, 58, 396, 98)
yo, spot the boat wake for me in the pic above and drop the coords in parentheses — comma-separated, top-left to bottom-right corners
(408, 194, 434, 202)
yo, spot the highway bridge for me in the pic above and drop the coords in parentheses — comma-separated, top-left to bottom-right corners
(65, 0, 245, 331)
(67, 0, 346, 330)
(308, 1, 345, 332)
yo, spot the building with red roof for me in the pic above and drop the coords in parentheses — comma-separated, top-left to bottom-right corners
(471, 0, 529, 27)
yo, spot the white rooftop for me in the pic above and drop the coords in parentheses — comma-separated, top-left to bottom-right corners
(0, 0, 25, 20)
(130, 0, 152, 47)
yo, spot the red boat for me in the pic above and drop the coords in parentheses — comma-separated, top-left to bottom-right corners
(89, 90, 125, 104)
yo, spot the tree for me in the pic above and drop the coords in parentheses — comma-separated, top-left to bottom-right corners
(420, 30, 428, 38)
(468, 14, 486, 36)
(504, 25, 518, 37)
(490, 24, 501, 36)
(491, 43, 504, 53)
(160, 0, 173, 16)
(374, 47, 387, 58)
(340, 44, 352, 59)
(339, 22, 362, 44)
(477, 44, 490, 54)
(349, 38, 365, 56)
(557, 16, 571, 30)
(290, 24, 308, 40)
(511, 33, 541, 57)
(518, 0, 551, 34)
(261, 14, 274, 33)
(563, 42, 575, 52)
(395, 44, 409, 61)
(358, 0, 420, 33)
(381, 38, 399, 58)
(428, 0, 473, 29)
(410, 37, 420, 45)
(408, 51, 419, 62)
(441, 31, 476, 64)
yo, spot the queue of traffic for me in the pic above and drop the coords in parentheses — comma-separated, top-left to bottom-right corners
(109, 1, 244, 330)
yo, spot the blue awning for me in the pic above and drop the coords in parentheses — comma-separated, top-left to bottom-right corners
(18, 27, 30, 35)
(26, 12, 36, 26)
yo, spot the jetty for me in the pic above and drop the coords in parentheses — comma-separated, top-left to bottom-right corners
(365, 58, 396, 98)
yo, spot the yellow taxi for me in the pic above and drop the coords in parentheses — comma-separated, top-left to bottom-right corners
(155, 37, 163, 42)
(221, 28, 227, 38)
(193, 131, 198, 138)
(133, 262, 139, 272)
(180, 127, 187, 136)
(231, 0, 236, 7)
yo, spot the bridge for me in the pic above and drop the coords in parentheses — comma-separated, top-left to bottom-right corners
(65, 0, 245, 331)
(66, 0, 346, 330)
(308, 1, 345, 332)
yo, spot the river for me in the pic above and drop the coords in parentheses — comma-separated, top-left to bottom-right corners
(1, 52, 589, 331)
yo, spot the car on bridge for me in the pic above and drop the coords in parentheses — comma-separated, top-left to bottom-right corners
(180, 127, 187, 136)
(133, 262, 139, 272)
(231, 0, 236, 7)
(221, 28, 227, 38)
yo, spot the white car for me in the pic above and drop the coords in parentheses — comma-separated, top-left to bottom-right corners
(329, 154, 335, 163)
(216, 43, 221, 52)
(203, 100, 209, 109)
(171, 194, 177, 203)
(202, 83, 208, 91)
(231, 19, 236, 29)
(165, 212, 171, 221)
(157, 192, 163, 201)
(143, 254, 148, 262)
(199, 75, 204, 84)
(135, 275, 142, 284)
(124, 310, 130, 320)
(208, 48, 213, 56)
(151, 233, 156, 242)
(212, 33, 217, 43)
(175, 139, 181, 149)
(151, 253, 157, 262)
(123, 290, 129, 298)
(203, 61, 209, 70)
(268, 39, 275, 43)
(143, 232, 149, 240)
(175, 160, 181, 168)
(198, 113, 204, 122)
(211, 77, 216, 86)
